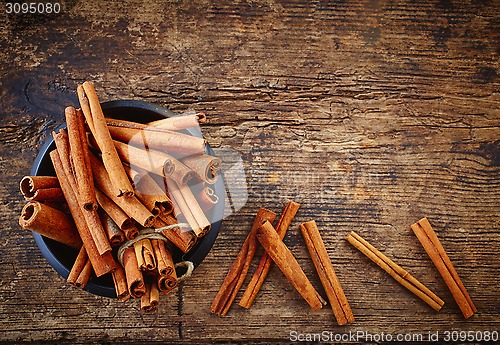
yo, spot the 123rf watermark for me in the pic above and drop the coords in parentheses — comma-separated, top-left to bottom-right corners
(290, 330, 499, 342)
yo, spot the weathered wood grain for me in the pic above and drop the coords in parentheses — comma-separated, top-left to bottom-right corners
(0, 0, 498, 343)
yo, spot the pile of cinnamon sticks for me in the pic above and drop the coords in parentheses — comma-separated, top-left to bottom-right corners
(18, 81, 220, 312)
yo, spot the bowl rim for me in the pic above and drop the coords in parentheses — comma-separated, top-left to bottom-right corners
(31, 100, 224, 298)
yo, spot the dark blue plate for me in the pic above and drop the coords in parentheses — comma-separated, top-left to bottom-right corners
(31, 100, 224, 298)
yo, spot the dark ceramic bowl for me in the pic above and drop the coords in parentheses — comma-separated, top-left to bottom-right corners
(31, 100, 224, 298)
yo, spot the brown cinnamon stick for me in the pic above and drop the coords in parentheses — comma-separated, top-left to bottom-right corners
(75, 259, 93, 288)
(256, 220, 326, 311)
(89, 153, 155, 227)
(141, 282, 159, 313)
(347, 231, 445, 312)
(53, 130, 112, 255)
(20, 176, 59, 197)
(147, 112, 206, 130)
(196, 186, 219, 211)
(95, 188, 135, 232)
(211, 208, 276, 316)
(152, 239, 178, 294)
(112, 265, 130, 302)
(181, 154, 221, 184)
(80, 81, 133, 197)
(65, 106, 97, 211)
(50, 149, 117, 277)
(411, 218, 475, 318)
(155, 215, 197, 253)
(301, 221, 354, 325)
(67, 246, 88, 285)
(123, 247, 146, 298)
(108, 125, 205, 157)
(132, 169, 173, 216)
(19, 201, 82, 249)
(134, 239, 156, 272)
(239, 201, 300, 308)
(98, 209, 126, 247)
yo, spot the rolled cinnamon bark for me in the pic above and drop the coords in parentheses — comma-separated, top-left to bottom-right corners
(95, 188, 135, 231)
(347, 231, 444, 312)
(20, 176, 59, 198)
(152, 239, 174, 276)
(239, 201, 300, 309)
(65, 106, 97, 211)
(181, 154, 221, 184)
(98, 209, 126, 247)
(123, 246, 146, 298)
(80, 82, 133, 197)
(67, 246, 88, 285)
(154, 216, 197, 253)
(19, 201, 82, 249)
(211, 208, 276, 316)
(89, 153, 155, 227)
(75, 259, 93, 288)
(196, 186, 219, 211)
(133, 169, 173, 216)
(26, 188, 65, 202)
(50, 150, 117, 277)
(256, 220, 326, 311)
(134, 238, 156, 272)
(53, 130, 111, 256)
(158, 274, 178, 294)
(166, 178, 210, 237)
(112, 265, 130, 302)
(301, 221, 354, 325)
(141, 283, 159, 313)
(108, 125, 205, 157)
(411, 218, 475, 318)
(147, 112, 206, 130)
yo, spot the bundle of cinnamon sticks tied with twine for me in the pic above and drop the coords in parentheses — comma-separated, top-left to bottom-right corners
(18, 81, 221, 312)
(212, 201, 476, 323)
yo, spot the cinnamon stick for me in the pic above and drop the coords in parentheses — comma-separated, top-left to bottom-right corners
(80, 81, 133, 197)
(141, 283, 159, 313)
(65, 106, 97, 211)
(411, 218, 476, 318)
(181, 154, 221, 184)
(147, 112, 206, 130)
(347, 231, 444, 312)
(301, 221, 354, 325)
(89, 153, 155, 227)
(53, 130, 111, 255)
(20, 176, 59, 197)
(166, 178, 210, 237)
(19, 201, 82, 249)
(239, 201, 300, 308)
(75, 259, 93, 288)
(211, 208, 276, 316)
(67, 246, 88, 285)
(196, 186, 219, 211)
(256, 220, 326, 311)
(98, 209, 126, 247)
(108, 125, 205, 157)
(112, 265, 130, 302)
(95, 188, 135, 232)
(123, 246, 146, 298)
(134, 239, 156, 272)
(155, 215, 197, 253)
(50, 150, 117, 277)
(152, 239, 178, 294)
(132, 169, 173, 216)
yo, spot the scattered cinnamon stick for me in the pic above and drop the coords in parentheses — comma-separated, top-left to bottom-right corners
(411, 218, 476, 318)
(80, 81, 133, 197)
(347, 231, 444, 312)
(239, 201, 300, 308)
(301, 221, 354, 325)
(256, 220, 326, 311)
(19, 201, 82, 249)
(211, 208, 276, 316)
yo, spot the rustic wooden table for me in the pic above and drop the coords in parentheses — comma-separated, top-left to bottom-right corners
(1, 1, 498, 343)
